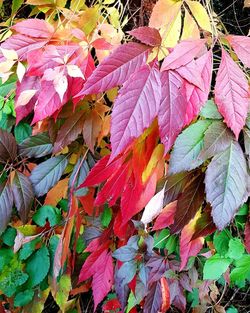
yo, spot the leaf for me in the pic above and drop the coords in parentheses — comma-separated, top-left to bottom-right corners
(53, 109, 85, 153)
(110, 65, 161, 159)
(198, 120, 234, 162)
(14, 122, 32, 143)
(55, 275, 71, 311)
(11, 0, 24, 16)
(12, 171, 34, 223)
(191, 206, 216, 240)
(230, 255, 250, 283)
(203, 254, 231, 280)
(141, 187, 165, 225)
(226, 238, 245, 260)
(161, 39, 206, 71)
(214, 230, 230, 256)
(171, 173, 205, 234)
(245, 217, 250, 253)
(214, 48, 249, 139)
(186, 0, 212, 32)
(226, 35, 250, 68)
(158, 71, 187, 153)
(0, 183, 13, 234)
(181, 8, 200, 41)
(205, 141, 249, 230)
(78, 42, 150, 96)
(30, 155, 68, 197)
(12, 19, 54, 38)
(101, 206, 112, 228)
(14, 290, 34, 307)
(128, 27, 162, 46)
(69, 157, 90, 197)
(113, 246, 137, 263)
(153, 201, 177, 230)
(32, 205, 62, 227)
(0, 128, 17, 162)
(18, 132, 52, 158)
(168, 120, 212, 174)
(200, 100, 222, 120)
(44, 177, 69, 206)
(144, 281, 162, 313)
(25, 245, 50, 288)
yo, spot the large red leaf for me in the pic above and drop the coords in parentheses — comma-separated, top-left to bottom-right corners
(226, 35, 250, 68)
(128, 27, 162, 46)
(214, 48, 249, 139)
(158, 71, 187, 153)
(110, 65, 161, 160)
(12, 19, 54, 38)
(77, 42, 150, 96)
(161, 39, 206, 71)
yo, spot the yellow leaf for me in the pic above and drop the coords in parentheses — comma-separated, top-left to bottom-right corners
(79, 7, 99, 35)
(186, 0, 212, 33)
(142, 144, 164, 183)
(181, 8, 200, 40)
(0, 47, 18, 60)
(25, 289, 50, 313)
(26, 0, 53, 5)
(44, 178, 69, 206)
(70, 0, 86, 11)
(107, 7, 120, 29)
(17, 225, 38, 236)
(54, 275, 72, 312)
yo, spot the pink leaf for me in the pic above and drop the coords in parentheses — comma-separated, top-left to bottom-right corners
(161, 39, 206, 71)
(226, 35, 250, 68)
(244, 217, 250, 253)
(153, 201, 177, 231)
(128, 27, 162, 46)
(110, 65, 161, 160)
(77, 42, 150, 96)
(158, 71, 187, 153)
(184, 50, 213, 125)
(12, 19, 54, 38)
(214, 48, 249, 139)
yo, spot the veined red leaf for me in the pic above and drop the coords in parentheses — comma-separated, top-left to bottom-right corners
(128, 27, 162, 47)
(161, 39, 206, 71)
(110, 65, 161, 160)
(0, 183, 13, 234)
(214, 48, 249, 139)
(12, 19, 54, 38)
(205, 141, 249, 230)
(226, 35, 250, 68)
(77, 42, 150, 96)
(184, 50, 212, 125)
(158, 71, 187, 153)
(12, 171, 34, 223)
(153, 201, 177, 230)
(0, 128, 17, 162)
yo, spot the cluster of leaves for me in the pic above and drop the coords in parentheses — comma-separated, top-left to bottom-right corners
(0, 0, 249, 312)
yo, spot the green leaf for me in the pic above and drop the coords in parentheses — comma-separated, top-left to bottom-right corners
(226, 238, 245, 260)
(18, 132, 53, 158)
(0, 76, 16, 97)
(11, 0, 23, 15)
(30, 156, 68, 197)
(205, 142, 248, 230)
(154, 229, 170, 249)
(200, 100, 222, 120)
(19, 237, 41, 261)
(203, 254, 231, 280)
(55, 275, 71, 311)
(48, 235, 59, 276)
(165, 235, 178, 254)
(230, 255, 250, 284)
(213, 230, 230, 256)
(236, 203, 248, 216)
(169, 120, 212, 174)
(0, 113, 15, 132)
(101, 205, 112, 228)
(14, 290, 34, 307)
(187, 288, 199, 308)
(226, 307, 238, 313)
(14, 122, 32, 143)
(1, 226, 16, 246)
(32, 205, 62, 227)
(25, 245, 50, 288)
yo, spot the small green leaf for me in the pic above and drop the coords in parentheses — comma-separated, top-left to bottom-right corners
(25, 245, 50, 288)
(226, 238, 245, 260)
(200, 100, 222, 120)
(55, 275, 71, 311)
(32, 205, 62, 227)
(14, 290, 34, 307)
(226, 306, 238, 313)
(19, 237, 41, 261)
(230, 255, 250, 284)
(187, 288, 199, 308)
(165, 235, 178, 254)
(213, 230, 230, 256)
(0, 76, 17, 97)
(236, 203, 248, 216)
(14, 122, 32, 143)
(154, 229, 170, 249)
(1, 227, 17, 246)
(101, 205, 112, 228)
(203, 254, 231, 280)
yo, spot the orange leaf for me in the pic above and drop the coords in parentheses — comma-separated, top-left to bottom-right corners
(44, 177, 69, 206)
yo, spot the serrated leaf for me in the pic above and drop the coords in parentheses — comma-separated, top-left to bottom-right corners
(128, 27, 162, 46)
(19, 237, 41, 261)
(0, 183, 13, 234)
(14, 122, 32, 143)
(230, 255, 250, 283)
(14, 290, 34, 307)
(25, 245, 50, 288)
(226, 35, 250, 68)
(18, 132, 52, 158)
(203, 254, 231, 280)
(214, 48, 249, 139)
(226, 238, 245, 260)
(30, 155, 68, 197)
(12, 171, 34, 223)
(213, 230, 230, 256)
(169, 120, 212, 174)
(110, 65, 161, 160)
(78, 42, 150, 96)
(32, 205, 62, 227)
(0, 128, 17, 162)
(205, 141, 249, 230)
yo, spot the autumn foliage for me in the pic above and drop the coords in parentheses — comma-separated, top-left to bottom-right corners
(0, 0, 249, 312)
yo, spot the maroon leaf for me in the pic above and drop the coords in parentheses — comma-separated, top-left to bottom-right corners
(0, 183, 13, 234)
(191, 206, 216, 240)
(0, 129, 17, 163)
(214, 48, 249, 139)
(77, 42, 150, 96)
(128, 27, 162, 46)
(110, 65, 161, 160)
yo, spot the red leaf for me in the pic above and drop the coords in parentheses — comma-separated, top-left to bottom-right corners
(77, 42, 150, 96)
(184, 50, 212, 125)
(128, 27, 162, 46)
(161, 39, 206, 71)
(161, 277, 170, 312)
(226, 35, 250, 68)
(110, 65, 161, 160)
(158, 71, 187, 153)
(12, 19, 54, 38)
(244, 216, 250, 253)
(214, 48, 249, 139)
(153, 201, 177, 230)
